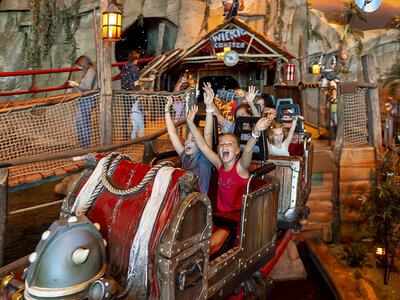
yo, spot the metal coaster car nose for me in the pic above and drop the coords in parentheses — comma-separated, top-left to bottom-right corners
(24, 216, 106, 299)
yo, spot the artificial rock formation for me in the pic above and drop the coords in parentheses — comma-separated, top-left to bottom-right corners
(0, 0, 399, 102)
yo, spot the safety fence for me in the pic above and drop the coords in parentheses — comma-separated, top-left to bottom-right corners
(300, 85, 327, 129)
(295, 83, 373, 146)
(341, 87, 369, 146)
(0, 90, 189, 185)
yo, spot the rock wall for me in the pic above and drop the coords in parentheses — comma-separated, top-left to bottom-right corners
(0, 0, 399, 103)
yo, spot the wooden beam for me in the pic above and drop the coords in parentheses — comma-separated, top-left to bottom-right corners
(332, 85, 344, 166)
(155, 23, 166, 57)
(361, 54, 382, 151)
(183, 54, 283, 62)
(239, 36, 264, 54)
(297, 35, 307, 83)
(251, 35, 290, 63)
(99, 0, 113, 146)
(0, 168, 8, 266)
(245, 34, 255, 54)
(274, 59, 282, 85)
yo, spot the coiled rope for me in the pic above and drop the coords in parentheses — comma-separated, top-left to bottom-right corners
(79, 152, 174, 216)
(101, 152, 174, 196)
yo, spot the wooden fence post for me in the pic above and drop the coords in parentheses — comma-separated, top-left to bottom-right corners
(332, 85, 344, 165)
(99, 0, 113, 146)
(0, 168, 8, 267)
(298, 35, 307, 84)
(362, 54, 382, 151)
(331, 86, 344, 243)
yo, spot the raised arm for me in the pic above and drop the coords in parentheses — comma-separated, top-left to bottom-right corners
(211, 100, 227, 127)
(165, 96, 184, 154)
(187, 105, 222, 169)
(237, 116, 271, 175)
(203, 82, 214, 148)
(284, 115, 304, 148)
(246, 85, 260, 117)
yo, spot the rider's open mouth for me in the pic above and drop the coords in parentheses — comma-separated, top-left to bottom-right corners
(222, 150, 230, 158)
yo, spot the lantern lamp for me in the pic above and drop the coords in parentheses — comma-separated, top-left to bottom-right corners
(102, 2, 122, 41)
(376, 247, 385, 256)
(312, 61, 321, 75)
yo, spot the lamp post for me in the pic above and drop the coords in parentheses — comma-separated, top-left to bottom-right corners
(99, 0, 121, 146)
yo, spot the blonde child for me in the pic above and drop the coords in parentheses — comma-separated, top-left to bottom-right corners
(164, 83, 214, 194)
(187, 105, 271, 256)
(267, 115, 303, 156)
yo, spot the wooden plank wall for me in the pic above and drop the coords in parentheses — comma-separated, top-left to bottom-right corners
(296, 147, 336, 242)
(296, 145, 375, 243)
(296, 172, 334, 242)
(339, 146, 375, 241)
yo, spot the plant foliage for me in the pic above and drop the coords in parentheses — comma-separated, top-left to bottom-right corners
(344, 244, 367, 267)
(349, 149, 400, 284)
(25, 0, 81, 69)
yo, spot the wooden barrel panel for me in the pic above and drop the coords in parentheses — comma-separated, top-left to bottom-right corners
(340, 166, 374, 182)
(340, 146, 375, 167)
(308, 190, 332, 202)
(241, 180, 278, 259)
(311, 172, 333, 191)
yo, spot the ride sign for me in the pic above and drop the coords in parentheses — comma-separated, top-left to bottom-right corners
(210, 28, 248, 49)
(223, 50, 239, 67)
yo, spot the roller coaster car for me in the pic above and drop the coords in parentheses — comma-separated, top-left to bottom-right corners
(274, 104, 314, 228)
(234, 110, 314, 229)
(1, 153, 280, 300)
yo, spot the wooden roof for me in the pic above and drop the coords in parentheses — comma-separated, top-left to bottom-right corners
(140, 17, 296, 78)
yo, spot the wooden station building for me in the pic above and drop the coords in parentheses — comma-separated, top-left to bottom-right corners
(139, 17, 296, 94)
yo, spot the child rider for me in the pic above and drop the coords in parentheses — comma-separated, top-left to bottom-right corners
(186, 104, 272, 256)
(164, 85, 215, 194)
(267, 115, 303, 156)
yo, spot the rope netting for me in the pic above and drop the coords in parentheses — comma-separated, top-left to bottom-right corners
(0, 91, 188, 183)
(343, 88, 369, 146)
(301, 87, 328, 128)
(111, 91, 187, 160)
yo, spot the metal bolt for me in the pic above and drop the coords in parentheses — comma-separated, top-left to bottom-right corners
(29, 252, 37, 263)
(41, 230, 51, 241)
(68, 216, 78, 223)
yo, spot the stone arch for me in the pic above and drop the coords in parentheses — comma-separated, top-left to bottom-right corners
(115, 17, 178, 63)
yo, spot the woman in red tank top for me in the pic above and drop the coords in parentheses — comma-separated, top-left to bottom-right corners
(187, 105, 274, 256)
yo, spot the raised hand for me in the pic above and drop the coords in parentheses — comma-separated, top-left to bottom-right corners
(165, 96, 173, 112)
(68, 80, 79, 88)
(246, 85, 259, 105)
(294, 115, 304, 121)
(254, 117, 270, 134)
(187, 105, 199, 125)
(202, 82, 214, 107)
(267, 110, 277, 121)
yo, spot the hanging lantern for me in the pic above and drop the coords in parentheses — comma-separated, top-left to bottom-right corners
(312, 61, 321, 75)
(102, 2, 122, 41)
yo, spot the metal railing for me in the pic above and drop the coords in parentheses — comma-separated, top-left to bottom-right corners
(0, 58, 154, 97)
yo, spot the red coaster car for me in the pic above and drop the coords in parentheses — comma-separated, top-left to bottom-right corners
(1, 153, 285, 300)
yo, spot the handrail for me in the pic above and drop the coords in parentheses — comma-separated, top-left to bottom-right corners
(0, 58, 154, 97)
(0, 119, 186, 168)
(0, 89, 188, 114)
(0, 90, 99, 114)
